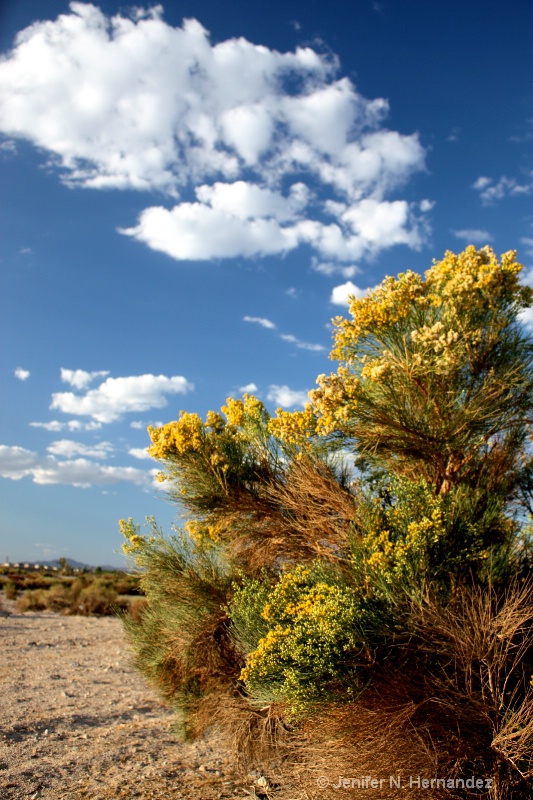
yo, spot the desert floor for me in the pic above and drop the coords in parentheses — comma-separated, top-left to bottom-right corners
(0, 601, 267, 800)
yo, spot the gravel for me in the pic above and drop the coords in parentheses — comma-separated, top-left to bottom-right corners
(0, 602, 265, 799)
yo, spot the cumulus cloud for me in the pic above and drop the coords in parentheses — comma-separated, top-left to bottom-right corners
(473, 174, 533, 205)
(0, 444, 148, 488)
(243, 316, 276, 329)
(14, 367, 30, 381)
(330, 280, 368, 306)
(50, 373, 194, 423)
(453, 229, 493, 244)
(47, 439, 114, 459)
(0, 4, 428, 266)
(266, 385, 309, 408)
(239, 382, 258, 393)
(60, 368, 110, 389)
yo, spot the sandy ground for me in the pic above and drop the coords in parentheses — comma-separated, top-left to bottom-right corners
(0, 601, 269, 800)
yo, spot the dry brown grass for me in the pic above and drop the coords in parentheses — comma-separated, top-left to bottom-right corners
(209, 455, 358, 573)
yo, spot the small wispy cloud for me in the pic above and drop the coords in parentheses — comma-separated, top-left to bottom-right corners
(452, 228, 494, 244)
(14, 367, 30, 381)
(243, 316, 277, 330)
(239, 382, 258, 393)
(280, 334, 325, 352)
(472, 174, 533, 205)
(30, 420, 102, 432)
(312, 258, 360, 278)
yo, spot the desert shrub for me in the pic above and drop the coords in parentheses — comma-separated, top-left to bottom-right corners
(13, 575, 125, 616)
(122, 248, 533, 797)
(76, 581, 118, 615)
(16, 589, 48, 611)
(4, 580, 18, 600)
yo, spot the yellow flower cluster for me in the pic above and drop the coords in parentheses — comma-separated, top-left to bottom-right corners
(362, 508, 445, 580)
(184, 518, 224, 545)
(241, 565, 362, 709)
(307, 368, 361, 435)
(425, 246, 529, 312)
(267, 404, 316, 445)
(221, 393, 266, 429)
(119, 517, 146, 555)
(148, 412, 204, 460)
(410, 321, 462, 374)
(147, 394, 268, 462)
(221, 396, 245, 427)
(331, 269, 426, 360)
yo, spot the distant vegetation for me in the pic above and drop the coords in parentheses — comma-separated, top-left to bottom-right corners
(0, 566, 144, 617)
(122, 248, 533, 799)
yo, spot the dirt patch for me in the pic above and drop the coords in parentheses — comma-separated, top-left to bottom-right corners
(0, 602, 266, 799)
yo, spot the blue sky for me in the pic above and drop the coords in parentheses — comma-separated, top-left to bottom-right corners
(1, 0, 532, 566)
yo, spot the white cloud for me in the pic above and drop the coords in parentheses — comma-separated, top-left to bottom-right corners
(0, 5, 427, 266)
(453, 229, 494, 244)
(47, 439, 114, 459)
(130, 420, 145, 429)
(50, 373, 194, 423)
(29, 420, 102, 432)
(330, 280, 369, 306)
(266, 385, 309, 408)
(60, 368, 110, 390)
(473, 174, 533, 204)
(312, 258, 359, 278)
(279, 334, 325, 352)
(128, 447, 153, 460)
(243, 316, 277, 330)
(14, 367, 30, 381)
(0, 444, 149, 488)
(239, 382, 258, 393)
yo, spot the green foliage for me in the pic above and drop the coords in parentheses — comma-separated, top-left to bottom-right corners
(121, 521, 241, 738)
(231, 564, 382, 715)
